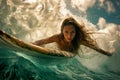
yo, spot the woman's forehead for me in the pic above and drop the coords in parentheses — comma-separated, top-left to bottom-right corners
(63, 25, 75, 30)
(64, 24, 75, 27)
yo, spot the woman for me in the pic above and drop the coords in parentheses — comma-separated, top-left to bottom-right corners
(32, 17, 112, 56)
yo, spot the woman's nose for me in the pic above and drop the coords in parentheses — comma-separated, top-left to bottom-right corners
(68, 33, 72, 38)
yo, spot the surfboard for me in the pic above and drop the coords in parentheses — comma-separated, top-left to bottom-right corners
(0, 30, 75, 58)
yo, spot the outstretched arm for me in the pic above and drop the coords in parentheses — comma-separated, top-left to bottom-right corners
(81, 41, 112, 56)
(32, 34, 59, 46)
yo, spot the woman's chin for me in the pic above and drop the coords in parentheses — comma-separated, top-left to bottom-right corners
(66, 40, 72, 43)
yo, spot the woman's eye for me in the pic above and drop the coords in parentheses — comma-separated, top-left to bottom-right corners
(72, 32, 75, 33)
(65, 31, 68, 33)
(71, 31, 75, 34)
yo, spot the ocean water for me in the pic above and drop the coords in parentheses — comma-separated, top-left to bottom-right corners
(0, 0, 120, 80)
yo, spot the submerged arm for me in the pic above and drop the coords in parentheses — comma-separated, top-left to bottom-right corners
(32, 34, 58, 46)
(81, 41, 112, 56)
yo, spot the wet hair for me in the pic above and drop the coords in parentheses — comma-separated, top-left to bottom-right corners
(59, 17, 94, 52)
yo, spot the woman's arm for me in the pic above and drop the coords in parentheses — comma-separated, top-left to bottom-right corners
(32, 34, 59, 46)
(81, 41, 112, 56)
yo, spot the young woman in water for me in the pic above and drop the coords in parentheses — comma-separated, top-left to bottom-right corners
(32, 17, 112, 56)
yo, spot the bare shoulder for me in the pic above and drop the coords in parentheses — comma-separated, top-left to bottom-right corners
(32, 34, 60, 45)
(48, 34, 60, 42)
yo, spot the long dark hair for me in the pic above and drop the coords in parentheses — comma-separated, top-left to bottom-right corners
(59, 17, 94, 51)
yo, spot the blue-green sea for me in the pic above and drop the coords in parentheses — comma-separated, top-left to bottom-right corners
(0, 0, 120, 80)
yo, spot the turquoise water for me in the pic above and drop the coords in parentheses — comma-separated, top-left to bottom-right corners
(0, 0, 120, 80)
(0, 44, 120, 80)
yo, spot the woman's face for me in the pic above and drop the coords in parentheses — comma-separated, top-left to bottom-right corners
(63, 25, 76, 43)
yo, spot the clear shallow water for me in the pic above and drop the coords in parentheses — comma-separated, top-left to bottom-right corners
(0, 0, 120, 80)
